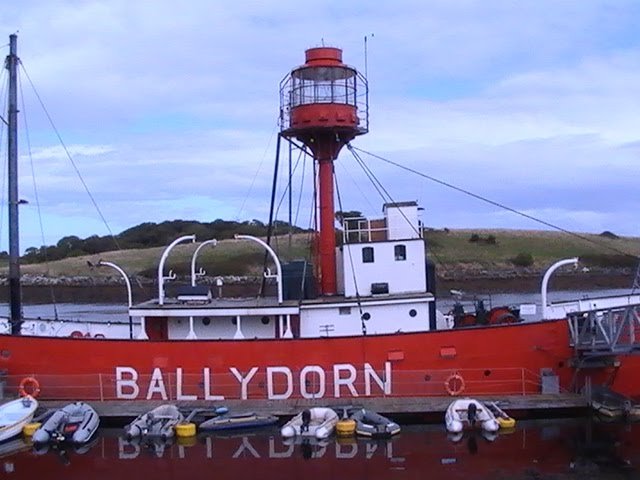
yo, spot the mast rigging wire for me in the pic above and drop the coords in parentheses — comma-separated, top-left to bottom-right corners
(348, 145, 422, 239)
(350, 145, 639, 260)
(19, 62, 120, 251)
(334, 168, 365, 334)
(236, 120, 278, 221)
(346, 144, 447, 267)
(19, 71, 59, 320)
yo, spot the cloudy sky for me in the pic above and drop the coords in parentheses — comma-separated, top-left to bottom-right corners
(1, 0, 639, 250)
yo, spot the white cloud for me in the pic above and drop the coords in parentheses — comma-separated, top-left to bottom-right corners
(0, 0, 638, 249)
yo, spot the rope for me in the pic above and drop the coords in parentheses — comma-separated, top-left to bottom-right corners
(348, 144, 422, 239)
(351, 145, 639, 260)
(19, 72, 59, 320)
(19, 62, 120, 250)
(334, 169, 365, 334)
(236, 119, 278, 221)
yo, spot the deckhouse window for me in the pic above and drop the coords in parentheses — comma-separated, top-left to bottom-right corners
(362, 247, 374, 263)
(394, 244, 407, 261)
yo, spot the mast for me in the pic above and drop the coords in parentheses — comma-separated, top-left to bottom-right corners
(6, 34, 22, 334)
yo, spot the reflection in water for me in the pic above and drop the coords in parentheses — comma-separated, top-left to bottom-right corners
(1, 418, 638, 479)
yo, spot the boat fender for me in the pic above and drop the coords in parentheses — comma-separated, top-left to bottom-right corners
(336, 418, 356, 437)
(23, 422, 42, 437)
(444, 373, 465, 396)
(175, 422, 196, 437)
(18, 376, 41, 398)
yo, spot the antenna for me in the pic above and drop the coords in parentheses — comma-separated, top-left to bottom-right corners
(364, 34, 374, 80)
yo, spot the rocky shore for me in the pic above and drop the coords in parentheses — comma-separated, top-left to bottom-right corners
(0, 267, 633, 304)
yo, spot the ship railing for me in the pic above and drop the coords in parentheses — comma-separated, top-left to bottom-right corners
(279, 70, 369, 135)
(567, 303, 640, 355)
(341, 217, 389, 243)
(3, 367, 556, 402)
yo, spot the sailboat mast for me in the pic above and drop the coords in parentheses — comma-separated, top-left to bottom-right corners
(7, 34, 22, 334)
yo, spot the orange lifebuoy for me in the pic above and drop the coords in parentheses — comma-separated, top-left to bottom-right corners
(18, 376, 40, 398)
(445, 373, 465, 396)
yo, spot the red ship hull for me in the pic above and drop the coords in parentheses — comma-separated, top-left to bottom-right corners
(3, 318, 640, 402)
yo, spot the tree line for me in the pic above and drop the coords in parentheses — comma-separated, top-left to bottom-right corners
(19, 219, 309, 264)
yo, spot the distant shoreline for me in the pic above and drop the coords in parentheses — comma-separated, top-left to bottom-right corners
(0, 272, 633, 305)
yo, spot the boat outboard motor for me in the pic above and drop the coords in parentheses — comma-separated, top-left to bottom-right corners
(301, 409, 311, 433)
(467, 402, 477, 427)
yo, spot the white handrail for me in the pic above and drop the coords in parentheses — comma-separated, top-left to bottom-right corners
(158, 235, 196, 306)
(190, 239, 218, 286)
(234, 234, 283, 304)
(541, 257, 579, 319)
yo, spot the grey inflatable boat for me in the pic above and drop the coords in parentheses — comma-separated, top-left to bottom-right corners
(124, 404, 183, 440)
(32, 401, 100, 445)
(351, 408, 400, 438)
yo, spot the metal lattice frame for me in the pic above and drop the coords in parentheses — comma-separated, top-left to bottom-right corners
(568, 304, 640, 356)
(633, 262, 640, 293)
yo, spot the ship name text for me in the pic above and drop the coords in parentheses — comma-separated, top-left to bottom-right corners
(115, 362, 392, 400)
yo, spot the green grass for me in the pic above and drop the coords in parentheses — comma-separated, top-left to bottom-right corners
(2, 229, 638, 279)
(425, 228, 640, 270)
(4, 233, 315, 279)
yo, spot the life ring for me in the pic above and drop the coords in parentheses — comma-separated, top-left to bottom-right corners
(445, 373, 465, 396)
(18, 376, 40, 398)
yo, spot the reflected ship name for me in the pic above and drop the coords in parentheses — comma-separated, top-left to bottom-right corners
(118, 436, 401, 461)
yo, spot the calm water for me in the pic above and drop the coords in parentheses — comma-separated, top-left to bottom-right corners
(1, 418, 638, 480)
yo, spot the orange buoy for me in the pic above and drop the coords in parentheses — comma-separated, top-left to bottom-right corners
(444, 373, 465, 396)
(18, 376, 40, 398)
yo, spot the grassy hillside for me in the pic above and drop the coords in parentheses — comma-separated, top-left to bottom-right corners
(10, 233, 314, 279)
(426, 228, 640, 276)
(2, 229, 638, 280)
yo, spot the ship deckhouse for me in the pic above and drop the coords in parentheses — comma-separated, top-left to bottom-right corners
(337, 202, 426, 297)
(128, 200, 436, 341)
(128, 47, 437, 341)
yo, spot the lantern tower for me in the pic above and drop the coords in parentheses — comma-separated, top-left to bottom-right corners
(279, 47, 368, 295)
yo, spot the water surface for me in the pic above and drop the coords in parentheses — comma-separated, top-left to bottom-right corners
(1, 418, 638, 480)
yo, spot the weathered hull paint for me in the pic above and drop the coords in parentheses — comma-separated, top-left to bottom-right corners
(3, 319, 640, 401)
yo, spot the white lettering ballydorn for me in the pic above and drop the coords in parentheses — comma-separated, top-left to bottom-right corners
(300, 365, 325, 399)
(116, 366, 140, 400)
(146, 367, 168, 400)
(230, 367, 258, 400)
(203, 367, 225, 401)
(333, 364, 358, 398)
(176, 367, 197, 401)
(266, 367, 293, 400)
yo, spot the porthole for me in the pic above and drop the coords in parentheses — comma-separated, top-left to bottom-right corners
(484, 369, 491, 377)
(202, 317, 211, 326)
(424, 374, 431, 382)
(362, 312, 371, 321)
(409, 309, 417, 317)
(261, 316, 270, 325)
